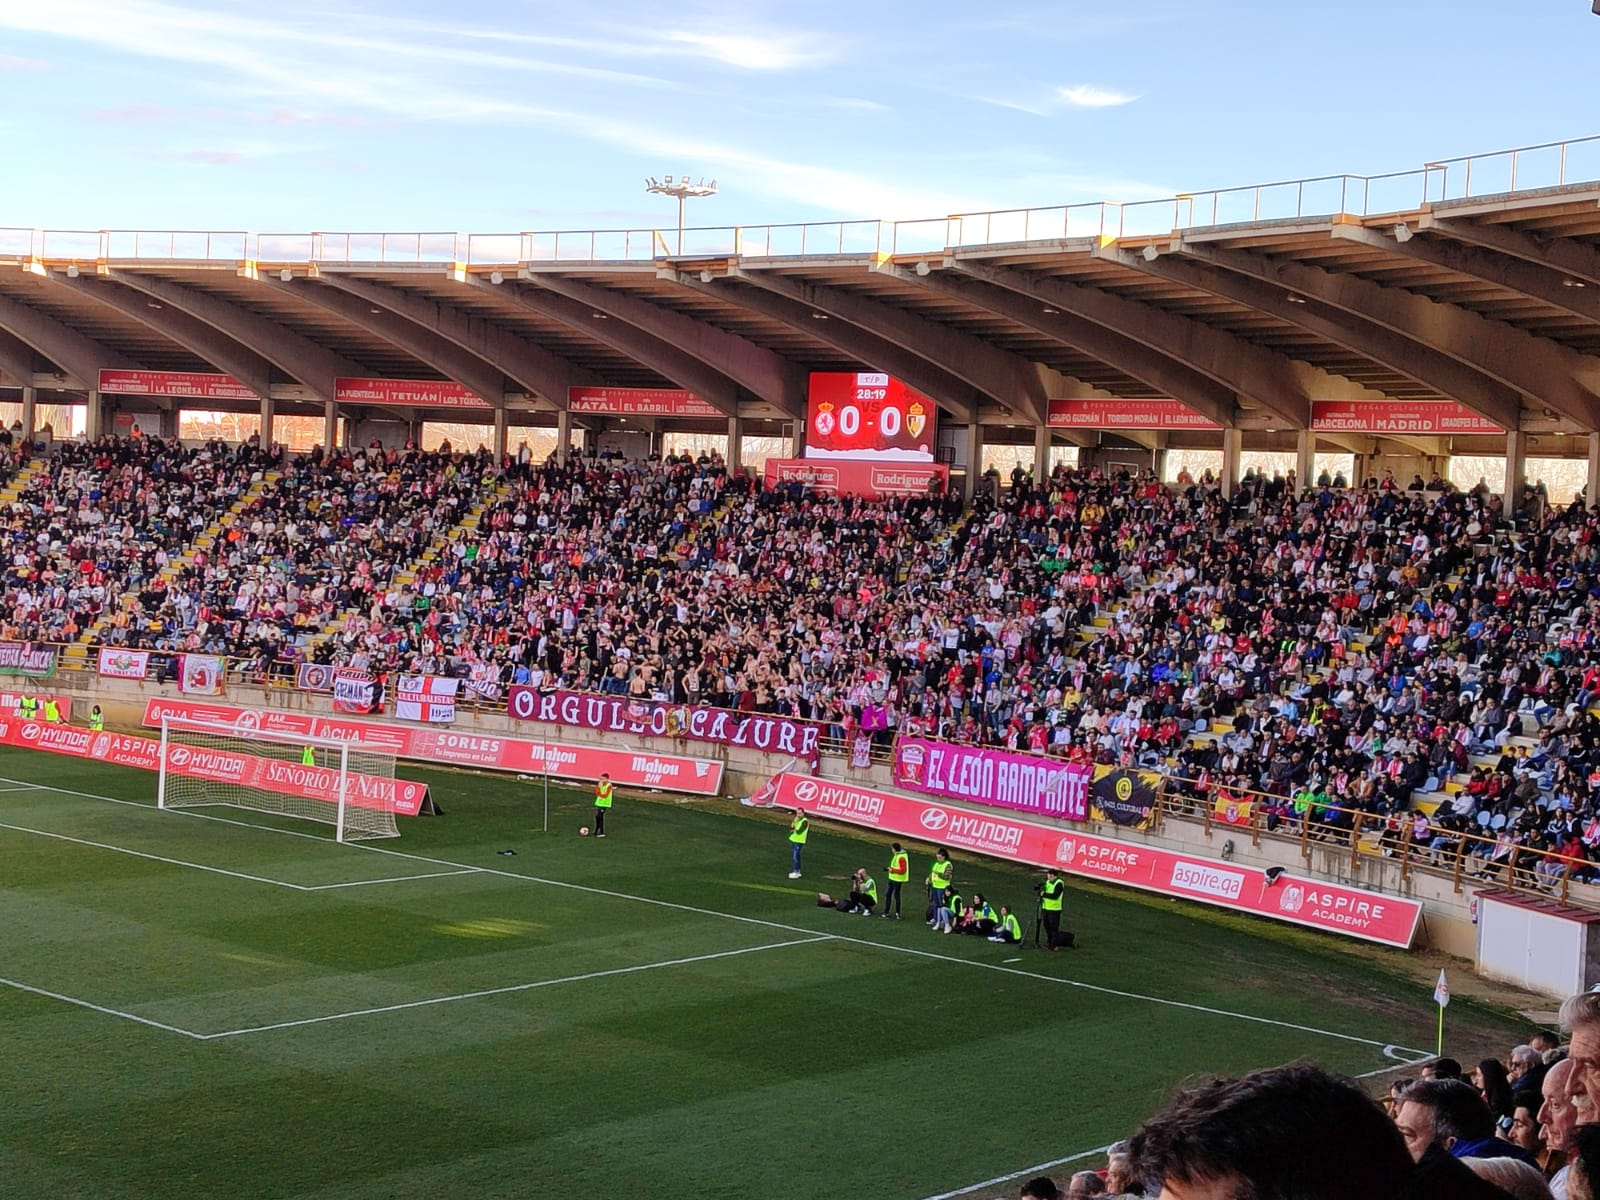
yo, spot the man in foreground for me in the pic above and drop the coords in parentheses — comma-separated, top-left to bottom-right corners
(1128, 1063, 1513, 1198)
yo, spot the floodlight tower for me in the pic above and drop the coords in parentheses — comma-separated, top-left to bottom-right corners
(645, 174, 718, 255)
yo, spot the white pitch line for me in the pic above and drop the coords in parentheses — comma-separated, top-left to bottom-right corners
(299, 868, 482, 891)
(0, 783, 40, 793)
(198, 935, 831, 1040)
(918, 1143, 1118, 1200)
(1, 775, 1433, 1058)
(0, 975, 207, 1040)
(0, 819, 313, 891)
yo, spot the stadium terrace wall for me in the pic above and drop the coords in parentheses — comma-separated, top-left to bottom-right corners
(51, 671, 1507, 961)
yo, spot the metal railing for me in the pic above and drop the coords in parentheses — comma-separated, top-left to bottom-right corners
(3, 134, 1598, 269)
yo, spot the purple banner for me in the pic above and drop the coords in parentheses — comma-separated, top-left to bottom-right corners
(892, 737, 1092, 821)
(507, 687, 821, 768)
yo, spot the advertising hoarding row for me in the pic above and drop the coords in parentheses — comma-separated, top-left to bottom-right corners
(762, 772, 1422, 947)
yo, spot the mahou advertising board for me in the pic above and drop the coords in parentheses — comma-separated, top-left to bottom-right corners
(766, 773, 1422, 948)
(143, 698, 725, 795)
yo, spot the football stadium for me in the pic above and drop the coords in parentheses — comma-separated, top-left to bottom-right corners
(8, 5, 1600, 1199)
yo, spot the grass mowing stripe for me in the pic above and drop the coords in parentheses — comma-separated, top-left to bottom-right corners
(197, 935, 834, 1040)
(0, 818, 312, 890)
(4, 777, 1433, 1058)
(0, 974, 206, 1040)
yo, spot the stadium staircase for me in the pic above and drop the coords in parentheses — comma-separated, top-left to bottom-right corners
(61, 467, 283, 669)
(298, 473, 518, 655)
(0, 456, 44, 507)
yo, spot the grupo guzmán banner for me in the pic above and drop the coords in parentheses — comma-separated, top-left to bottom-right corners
(764, 773, 1422, 948)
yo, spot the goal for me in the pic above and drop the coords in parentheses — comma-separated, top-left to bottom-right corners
(156, 716, 400, 842)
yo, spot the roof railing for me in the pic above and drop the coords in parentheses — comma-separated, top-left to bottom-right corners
(4, 133, 1598, 269)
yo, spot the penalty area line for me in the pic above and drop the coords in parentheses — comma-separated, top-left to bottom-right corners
(0, 975, 207, 1040)
(917, 1142, 1118, 1200)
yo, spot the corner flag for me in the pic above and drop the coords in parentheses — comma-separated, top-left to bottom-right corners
(1433, 969, 1449, 1057)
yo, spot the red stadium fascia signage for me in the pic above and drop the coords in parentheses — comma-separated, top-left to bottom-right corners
(804, 372, 937, 461)
(763, 457, 947, 500)
(98, 369, 258, 402)
(142, 698, 725, 795)
(334, 377, 491, 409)
(1047, 398, 1222, 431)
(567, 387, 724, 418)
(1310, 400, 1503, 435)
(766, 773, 1423, 948)
(0, 716, 427, 816)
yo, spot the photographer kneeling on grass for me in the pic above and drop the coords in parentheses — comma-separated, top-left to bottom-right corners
(817, 869, 877, 915)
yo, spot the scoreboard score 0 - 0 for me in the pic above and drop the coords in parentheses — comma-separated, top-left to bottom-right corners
(804, 372, 937, 462)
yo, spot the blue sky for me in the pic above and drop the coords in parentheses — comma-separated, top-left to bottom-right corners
(0, 0, 1593, 237)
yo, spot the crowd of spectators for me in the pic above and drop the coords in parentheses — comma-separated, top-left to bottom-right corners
(5, 429, 1596, 884)
(999, 987, 1600, 1198)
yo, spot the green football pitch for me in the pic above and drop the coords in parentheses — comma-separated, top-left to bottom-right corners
(0, 746, 1528, 1200)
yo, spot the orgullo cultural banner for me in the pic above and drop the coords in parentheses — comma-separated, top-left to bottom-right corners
(0, 692, 71, 721)
(0, 717, 428, 817)
(179, 654, 225, 695)
(508, 687, 821, 768)
(0, 642, 57, 678)
(764, 773, 1423, 948)
(142, 698, 725, 795)
(295, 663, 335, 694)
(97, 369, 257, 401)
(395, 675, 457, 724)
(892, 737, 1091, 821)
(333, 668, 378, 715)
(1090, 766, 1161, 831)
(97, 648, 151, 680)
(1047, 398, 1221, 430)
(1310, 400, 1503, 435)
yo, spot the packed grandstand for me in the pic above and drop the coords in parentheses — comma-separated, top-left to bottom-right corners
(7, 427, 1599, 892)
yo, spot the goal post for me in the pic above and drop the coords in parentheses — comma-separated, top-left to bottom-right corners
(157, 716, 400, 842)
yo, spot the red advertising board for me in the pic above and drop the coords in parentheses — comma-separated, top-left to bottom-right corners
(765, 773, 1422, 948)
(98, 369, 258, 401)
(892, 737, 1090, 820)
(0, 716, 427, 816)
(1310, 400, 1503, 435)
(143, 698, 725, 795)
(334, 378, 490, 409)
(762, 457, 947, 500)
(805, 372, 937, 461)
(507, 687, 810, 771)
(1047, 398, 1221, 430)
(567, 387, 723, 418)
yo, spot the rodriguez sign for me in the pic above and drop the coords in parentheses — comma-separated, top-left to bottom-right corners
(764, 773, 1421, 948)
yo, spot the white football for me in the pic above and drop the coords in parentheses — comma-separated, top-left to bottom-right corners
(579, 827, 591, 837)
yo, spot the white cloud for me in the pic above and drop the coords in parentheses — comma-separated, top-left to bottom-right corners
(1055, 84, 1137, 108)
(658, 30, 840, 71)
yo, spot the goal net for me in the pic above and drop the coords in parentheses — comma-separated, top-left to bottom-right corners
(157, 717, 400, 842)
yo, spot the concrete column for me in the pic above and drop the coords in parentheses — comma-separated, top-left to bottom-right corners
(556, 409, 572, 462)
(791, 416, 805, 458)
(407, 415, 424, 448)
(964, 422, 985, 501)
(258, 394, 274, 447)
(1220, 427, 1243, 498)
(322, 399, 337, 451)
(726, 414, 744, 472)
(492, 406, 508, 459)
(1295, 430, 1316, 493)
(19, 386, 34, 440)
(1587, 432, 1600, 510)
(1504, 430, 1527, 510)
(1032, 423, 1052, 483)
(1151, 447, 1168, 483)
(83, 389, 102, 440)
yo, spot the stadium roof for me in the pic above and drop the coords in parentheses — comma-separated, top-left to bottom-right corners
(4, 133, 1600, 451)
